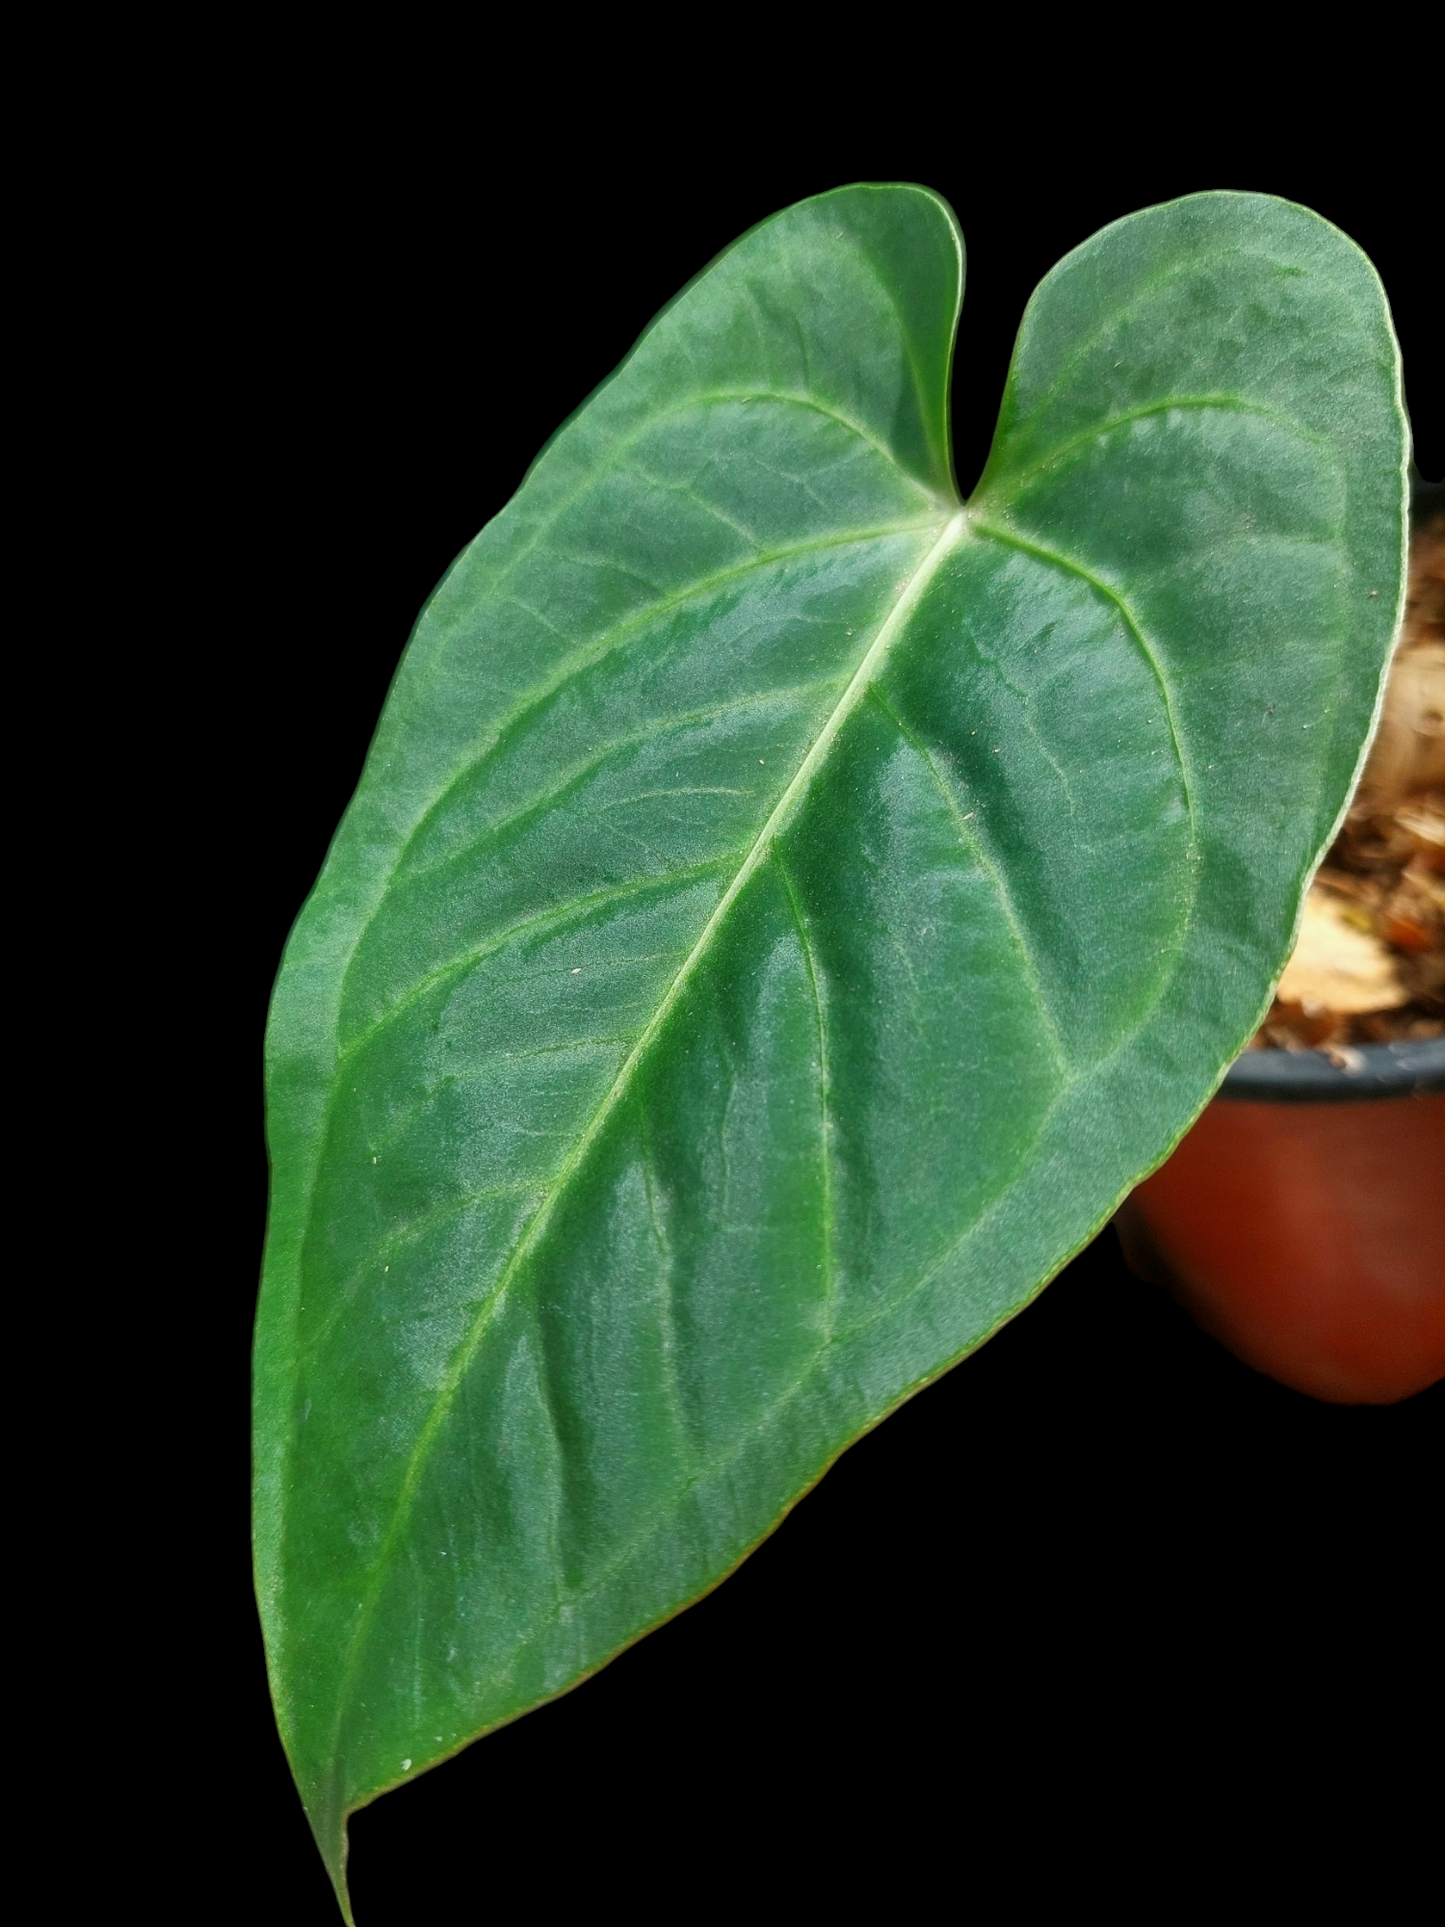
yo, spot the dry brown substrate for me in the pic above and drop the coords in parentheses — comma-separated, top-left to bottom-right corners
(1252, 510, 1444, 1052)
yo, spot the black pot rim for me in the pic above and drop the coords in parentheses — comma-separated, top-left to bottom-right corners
(1220, 1035, 1445, 1103)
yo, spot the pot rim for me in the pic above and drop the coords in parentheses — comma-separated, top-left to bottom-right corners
(1220, 1035, 1445, 1103)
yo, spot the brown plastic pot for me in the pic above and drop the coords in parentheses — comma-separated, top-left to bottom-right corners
(1115, 1038, 1445, 1404)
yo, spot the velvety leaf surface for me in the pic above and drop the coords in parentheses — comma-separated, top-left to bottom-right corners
(255, 184, 1406, 1917)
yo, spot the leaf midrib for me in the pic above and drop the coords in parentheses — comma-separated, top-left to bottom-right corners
(319, 503, 967, 1765)
(338, 517, 944, 1037)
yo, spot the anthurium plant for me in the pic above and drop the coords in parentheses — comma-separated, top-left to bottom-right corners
(255, 183, 1408, 1920)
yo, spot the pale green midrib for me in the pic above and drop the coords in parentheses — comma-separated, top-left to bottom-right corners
(301, 1179, 548, 1368)
(392, 677, 844, 899)
(279, 207, 1402, 1834)
(334, 859, 735, 1076)
(466, 732, 1228, 1717)
(364, 1033, 635, 1190)
(469, 776, 1241, 1713)
(318, 505, 966, 1793)
(384, 385, 946, 761)
(478, 1081, 1079, 1714)
(339, 517, 943, 1013)
(262, 400, 950, 1740)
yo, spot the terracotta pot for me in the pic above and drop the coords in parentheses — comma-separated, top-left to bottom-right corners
(1115, 1040, 1445, 1404)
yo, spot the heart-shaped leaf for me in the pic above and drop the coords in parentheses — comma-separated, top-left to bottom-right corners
(255, 184, 1406, 1918)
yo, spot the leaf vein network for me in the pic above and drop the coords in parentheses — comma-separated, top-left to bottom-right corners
(319, 509, 966, 1761)
(981, 393, 1342, 500)
(379, 518, 939, 902)
(866, 682, 1072, 1079)
(398, 680, 842, 893)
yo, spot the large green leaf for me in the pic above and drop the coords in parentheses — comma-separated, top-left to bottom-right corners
(256, 184, 1406, 1917)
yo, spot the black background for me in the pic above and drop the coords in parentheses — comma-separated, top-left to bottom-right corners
(217, 92, 1441, 1925)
